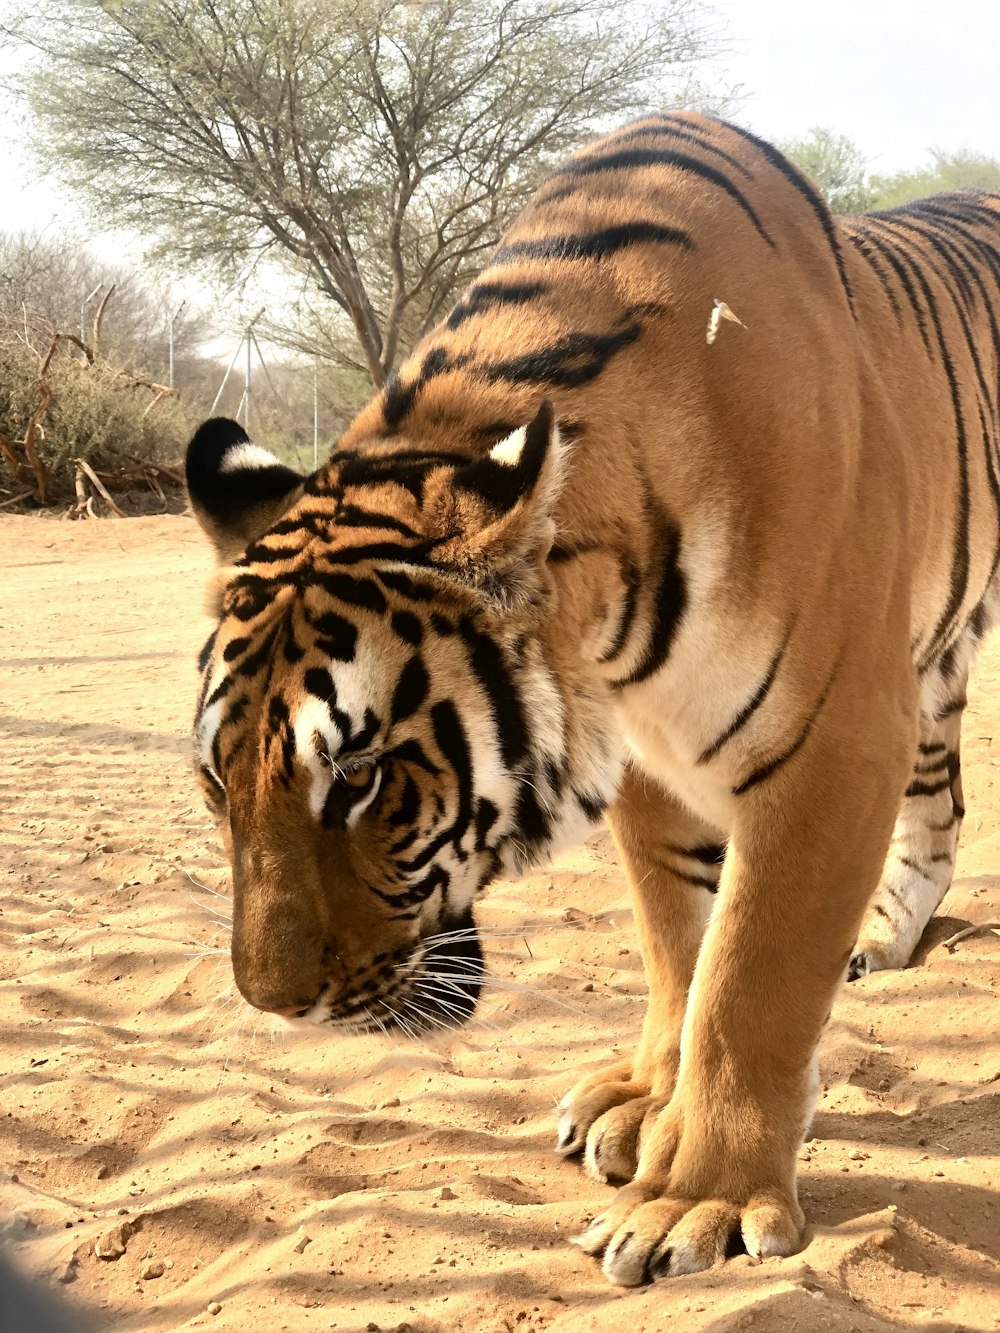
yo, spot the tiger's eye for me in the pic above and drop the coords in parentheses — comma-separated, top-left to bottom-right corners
(341, 763, 374, 789)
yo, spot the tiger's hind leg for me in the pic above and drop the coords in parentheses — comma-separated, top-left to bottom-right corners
(556, 767, 723, 1182)
(850, 672, 967, 978)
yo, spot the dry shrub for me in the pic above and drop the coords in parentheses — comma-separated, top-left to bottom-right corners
(0, 334, 194, 505)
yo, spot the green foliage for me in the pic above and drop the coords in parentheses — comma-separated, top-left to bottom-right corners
(870, 150, 1000, 209)
(780, 128, 1000, 217)
(777, 127, 874, 215)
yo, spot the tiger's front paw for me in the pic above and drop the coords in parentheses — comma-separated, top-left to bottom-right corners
(555, 1058, 649, 1161)
(573, 1179, 803, 1285)
(571, 1101, 804, 1285)
(555, 1047, 680, 1177)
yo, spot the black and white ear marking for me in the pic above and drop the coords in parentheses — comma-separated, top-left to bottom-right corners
(186, 417, 305, 560)
(454, 400, 561, 512)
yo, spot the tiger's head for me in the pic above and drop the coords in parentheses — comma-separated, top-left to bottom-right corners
(186, 407, 621, 1035)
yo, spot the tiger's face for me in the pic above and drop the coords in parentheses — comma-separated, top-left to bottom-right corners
(187, 409, 621, 1035)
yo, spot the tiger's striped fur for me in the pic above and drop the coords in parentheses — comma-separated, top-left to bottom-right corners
(186, 112, 1000, 1284)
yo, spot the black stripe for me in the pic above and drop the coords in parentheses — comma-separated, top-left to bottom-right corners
(597, 560, 640, 665)
(929, 814, 958, 833)
(391, 739, 441, 778)
(314, 572, 388, 614)
(266, 695, 295, 781)
(903, 777, 951, 798)
(914, 755, 949, 775)
(843, 228, 903, 321)
(698, 628, 790, 764)
(613, 520, 686, 687)
(733, 662, 838, 795)
(575, 790, 606, 823)
(947, 749, 965, 819)
(721, 119, 855, 315)
(447, 280, 547, 330)
(224, 692, 249, 731)
(479, 322, 642, 389)
(381, 348, 473, 430)
(607, 116, 755, 179)
(205, 673, 235, 709)
(391, 610, 424, 646)
(855, 226, 932, 350)
(665, 842, 726, 864)
(673, 870, 720, 892)
(334, 448, 468, 484)
(879, 215, 1000, 597)
(387, 773, 421, 828)
(867, 221, 972, 671)
(474, 798, 500, 851)
(918, 740, 947, 756)
(493, 220, 694, 266)
(391, 655, 430, 726)
(282, 625, 305, 664)
(552, 147, 773, 246)
(240, 542, 301, 566)
(885, 882, 911, 911)
(335, 506, 423, 540)
(430, 699, 474, 845)
(224, 575, 274, 621)
(307, 610, 358, 662)
(378, 570, 439, 602)
(232, 623, 281, 680)
(321, 539, 438, 567)
(457, 616, 530, 769)
(368, 865, 449, 909)
(304, 666, 336, 702)
(511, 782, 551, 852)
(899, 855, 933, 882)
(197, 631, 217, 674)
(344, 706, 380, 755)
(222, 635, 252, 662)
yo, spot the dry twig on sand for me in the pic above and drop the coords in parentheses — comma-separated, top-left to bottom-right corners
(942, 921, 1000, 951)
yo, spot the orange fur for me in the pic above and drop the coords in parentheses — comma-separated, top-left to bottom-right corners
(186, 113, 1000, 1282)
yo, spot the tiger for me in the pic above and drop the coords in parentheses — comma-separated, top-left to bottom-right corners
(185, 111, 1000, 1286)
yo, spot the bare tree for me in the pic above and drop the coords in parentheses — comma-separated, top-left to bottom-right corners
(0, 230, 209, 377)
(5, 0, 730, 386)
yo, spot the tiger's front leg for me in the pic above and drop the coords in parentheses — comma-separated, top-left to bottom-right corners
(556, 768, 723, 1180)
(575, 647, 917, 1284)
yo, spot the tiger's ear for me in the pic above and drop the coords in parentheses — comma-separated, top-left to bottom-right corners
(186, 417, 305, 562)
(430, 401, 565, 601)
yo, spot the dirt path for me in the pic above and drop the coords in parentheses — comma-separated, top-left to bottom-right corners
(2, 513, 998, 1333)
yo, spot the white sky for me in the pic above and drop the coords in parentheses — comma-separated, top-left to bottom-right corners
(714, 0, 1000, 172)
(1, 1, 998, 291)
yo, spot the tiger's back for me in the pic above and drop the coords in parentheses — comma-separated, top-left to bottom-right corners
(341, 112, 1000, 826)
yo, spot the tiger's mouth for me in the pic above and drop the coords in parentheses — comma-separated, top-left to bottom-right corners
(286, 912, 485, 1038)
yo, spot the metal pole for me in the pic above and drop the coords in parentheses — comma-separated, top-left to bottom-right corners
(168, 299, 186, 390)
(313, 361, 319, 469)
(209, 338, 245, 416)
(244, 324, 252, 433)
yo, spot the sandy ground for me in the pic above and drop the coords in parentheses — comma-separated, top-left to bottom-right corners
(1, 512, 999, 1333)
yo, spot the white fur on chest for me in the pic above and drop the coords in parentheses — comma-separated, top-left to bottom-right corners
(612, 515, 784, 833)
